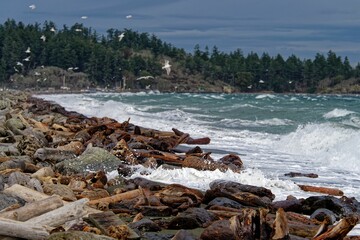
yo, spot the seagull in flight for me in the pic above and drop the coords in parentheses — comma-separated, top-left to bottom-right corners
(23, 56, 30, 62)
(81, 16, 88, 19)
(118, 32, 125, 41)
(16, 62, 24, 66)
(259, 79, 265, 84)
(29, 4, 36, 10)
(50, 27, 56, 32)
(40, 35, 46, 42)
(126, 15, 132, 19)
(25, 47, 31, 53)
(162, 60, 171, 75)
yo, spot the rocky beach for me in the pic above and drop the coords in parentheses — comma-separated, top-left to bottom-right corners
(0, 90, 360, 240)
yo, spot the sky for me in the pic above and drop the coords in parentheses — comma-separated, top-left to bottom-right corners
(1, 0, 360, 65)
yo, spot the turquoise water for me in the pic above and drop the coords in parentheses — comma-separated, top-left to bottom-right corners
(38, 92, 360, 204)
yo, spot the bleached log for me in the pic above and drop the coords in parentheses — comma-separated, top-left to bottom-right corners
(25, 198, 89, 227)
(3, 184, 49, 202)
(3, 184, 100, 216)
(312, 215, 359, 240)
(0, 217, 48, 240)
(0, 195, 63, 221)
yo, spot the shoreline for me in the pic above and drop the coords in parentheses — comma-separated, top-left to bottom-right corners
(0, 90, 359, 239)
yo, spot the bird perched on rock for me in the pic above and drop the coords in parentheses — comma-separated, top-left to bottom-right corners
(162, 60, 171, 75)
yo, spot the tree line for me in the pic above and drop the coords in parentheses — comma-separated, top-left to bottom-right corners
(1, 19, 359, 93)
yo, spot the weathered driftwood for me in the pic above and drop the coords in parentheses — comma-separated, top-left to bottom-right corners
(0, 217, 49, 240)
(25, 198, 89, 227)
(3, 184, 50, 202)
(298, 184, 344, 196)
(313, 215, 359, 240)
(88, 189, 142, 206)
(272, 208, 290, 240)
(0, 195, 63, 221)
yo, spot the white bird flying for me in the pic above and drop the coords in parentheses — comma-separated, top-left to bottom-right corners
(40, 35, 46, 42)
(29, 4, 36, 10)
(162, 60, 171, 75)
(16, 62, 23, 66)
(23, 56, 30, 62)
(75, 28, 82, 32)
(126, 15, 132, 19)
(259, 79, 264, 84)
(118, 32, 125, 41)
(50, 27, 56, 32)
(25, 47, 31, 53)
(81, 16, 88, 19)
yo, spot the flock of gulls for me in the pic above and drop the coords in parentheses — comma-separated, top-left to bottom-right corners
(13, 3, 172, 82)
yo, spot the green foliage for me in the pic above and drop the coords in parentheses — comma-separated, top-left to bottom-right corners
(0, 19, 359, 93)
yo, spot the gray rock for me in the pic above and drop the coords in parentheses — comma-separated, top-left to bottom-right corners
(0, 156, 32, 171)
(0, 192, 25, 211)
(0, 99, 10, 110)
(43, 183, 77, 201)
(0, 143, 20, 156)
(172, 229, 197, 240)
(55, 144, 120, 175)
(5, 118, 25, 135)
(7, 171, 31, 187)
(34, 148, 76, 163)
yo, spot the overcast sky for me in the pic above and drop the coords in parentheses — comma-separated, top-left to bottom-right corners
(1, 0, 360, 64)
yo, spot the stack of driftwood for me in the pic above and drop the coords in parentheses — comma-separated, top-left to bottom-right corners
(0, 91, 359, 239)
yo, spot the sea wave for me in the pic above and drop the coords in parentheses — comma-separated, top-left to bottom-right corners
(274, 122, 360, 172)
(323, 108, 355, 119)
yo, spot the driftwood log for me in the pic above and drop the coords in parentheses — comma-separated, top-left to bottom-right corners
(313, 215, 359, 240)
(298, 184, 344, 196)
(0, 195, 63, 221)
(0, 217, 49, 240)
(88, 189, 142, 206)
(24, 198, 89, 227)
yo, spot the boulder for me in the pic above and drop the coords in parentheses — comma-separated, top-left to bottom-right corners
(55, 144, 120, 175)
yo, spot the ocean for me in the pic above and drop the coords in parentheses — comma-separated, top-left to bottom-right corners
(36, 92, 360, 233)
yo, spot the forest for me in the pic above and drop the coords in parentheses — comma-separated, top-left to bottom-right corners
(1, 19, 360, 93)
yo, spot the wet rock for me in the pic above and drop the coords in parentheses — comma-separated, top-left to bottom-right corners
(168, 207, 218, 229)
(130, 177, 167, 191)
(0, 99, 10, 110)
(138, 206, 173, 217)
(0, 175, 4, 191)
(55, 144, 120, 175)
(204, 180, 274, 208)
(200, 219, 235, 240)
(206, 197, 244, 210)
(128, 218, 161, 232)
(272, 197, 304, 213)
(218, 154, 243, 171)
(284, 172, 318, 178)
(310, 208, 337, 224)
(155, 184, 204, 209)
(301, 195, 360, 218)
(47, 231, 116, 240)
